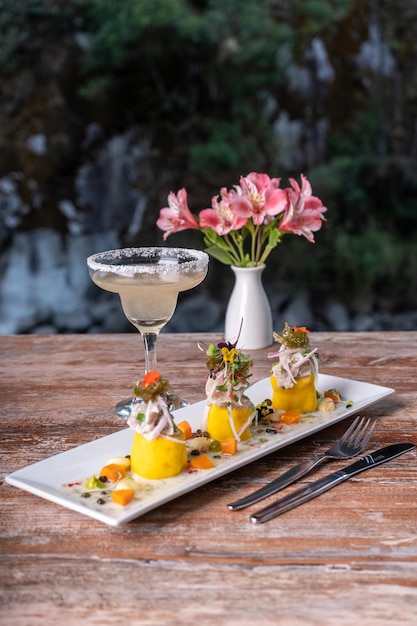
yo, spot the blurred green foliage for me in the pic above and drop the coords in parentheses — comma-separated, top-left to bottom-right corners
(74, 0, 298, 177)
(0, 0, 77, 70)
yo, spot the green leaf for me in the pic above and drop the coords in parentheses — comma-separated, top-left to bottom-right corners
(204, 244, 233, 265)
(266, 228, 282, 249)
(206, 343, 219, 356)
(203, 230, 230, 250)
(216, 384, 228, 392)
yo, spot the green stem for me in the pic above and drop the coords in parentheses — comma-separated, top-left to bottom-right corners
(257, 246, 272, 266)
(256, 225, 264, 264)
(225, 233, 243, 265)
(251, 224, 258, 263)
(257, 227, 283, 266)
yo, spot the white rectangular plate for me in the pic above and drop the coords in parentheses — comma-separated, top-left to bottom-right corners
(6, 374, 394, 526)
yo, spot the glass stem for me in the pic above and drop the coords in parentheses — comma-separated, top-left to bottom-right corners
(142, 332, 159, 373)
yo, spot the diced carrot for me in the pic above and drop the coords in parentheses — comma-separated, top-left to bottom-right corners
(221, 437, 237, 456)
(99, 463, 127, 482)
(280, 411, 302, 425)
(177, 420, 193, 439)
(324, 389, 341, 404)
(188, 454, 215, 470)
(142, 370, 160, 387)
(111, 488, 135, 506)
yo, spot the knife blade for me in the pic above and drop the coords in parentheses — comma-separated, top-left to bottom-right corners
(228, 456, 325, 510)
(250, 442, 415, 524)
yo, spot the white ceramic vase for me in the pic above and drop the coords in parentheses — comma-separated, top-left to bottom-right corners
(225, 264, 273, 350)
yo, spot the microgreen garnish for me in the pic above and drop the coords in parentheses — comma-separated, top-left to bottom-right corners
(272, 322, 312, 351)
(205, 338, 253, 389)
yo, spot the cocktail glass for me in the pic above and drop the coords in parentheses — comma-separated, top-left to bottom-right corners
(87, 246, 209, 418)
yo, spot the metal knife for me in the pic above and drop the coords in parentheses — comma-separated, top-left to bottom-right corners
(228, 456, 329, 511)
(250, 442, 415, 524)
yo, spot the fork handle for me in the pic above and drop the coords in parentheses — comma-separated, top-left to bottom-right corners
(227, 455, 326, 510)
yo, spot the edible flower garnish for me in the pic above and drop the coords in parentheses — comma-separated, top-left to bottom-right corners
(268, 322, 318, 388)
(221, 346, 238, 363)
(205, 339, 253, 396)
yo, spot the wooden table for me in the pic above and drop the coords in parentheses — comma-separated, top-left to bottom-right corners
(1, 332, 416, 625)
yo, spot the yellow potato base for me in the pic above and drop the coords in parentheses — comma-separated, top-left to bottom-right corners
(206, 404, 254, 442)
(270, 373, 317, 413)
(130, 431, 187, 479)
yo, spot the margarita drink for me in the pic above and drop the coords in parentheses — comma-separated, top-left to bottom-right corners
(87, 247, 209, 417)
(90, 267, 206, 332)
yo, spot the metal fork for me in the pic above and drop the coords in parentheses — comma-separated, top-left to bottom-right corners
(227, 416, 376, 510)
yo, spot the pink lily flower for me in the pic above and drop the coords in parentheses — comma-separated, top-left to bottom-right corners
(156, 188, 199, 240)
(278, 174, 327, 242)
(199, 187, 247, 235)
(229, 172, 288, 225)
(156, 171, 327, 267)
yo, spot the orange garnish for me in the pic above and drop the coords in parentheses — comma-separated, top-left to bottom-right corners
(221, 437, 237, 456)
(188, 454, 215, 470)
(293, 326, 310, 333)
(111, 488, 135, 506)
(177, 420, 193, 439)
(99, 464, 127, 482)
(324, 390, 341, 404)
(280, 411, 302, 425)
(142, 370, 161, 387)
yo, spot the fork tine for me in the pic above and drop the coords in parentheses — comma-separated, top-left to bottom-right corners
(338, 415, 364, 445)
(348, 417, 371, 447)
(358, 419, 376, 448)
(348, 417, 375, 449)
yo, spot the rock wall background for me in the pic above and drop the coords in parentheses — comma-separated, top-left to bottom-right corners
(1, 0, 417, 336)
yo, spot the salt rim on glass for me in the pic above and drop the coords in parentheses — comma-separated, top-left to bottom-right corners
(87, 247, 209, 277)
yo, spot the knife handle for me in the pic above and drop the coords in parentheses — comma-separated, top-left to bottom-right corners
(227, 455, 327, 510)
(250, 471, 346, 524)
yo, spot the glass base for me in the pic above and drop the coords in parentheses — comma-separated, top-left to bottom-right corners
(115, 397, 139, 420)
(115, 394, 190, 420)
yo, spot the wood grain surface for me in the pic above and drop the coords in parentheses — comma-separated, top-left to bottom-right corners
(1, 332, 416, 625)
